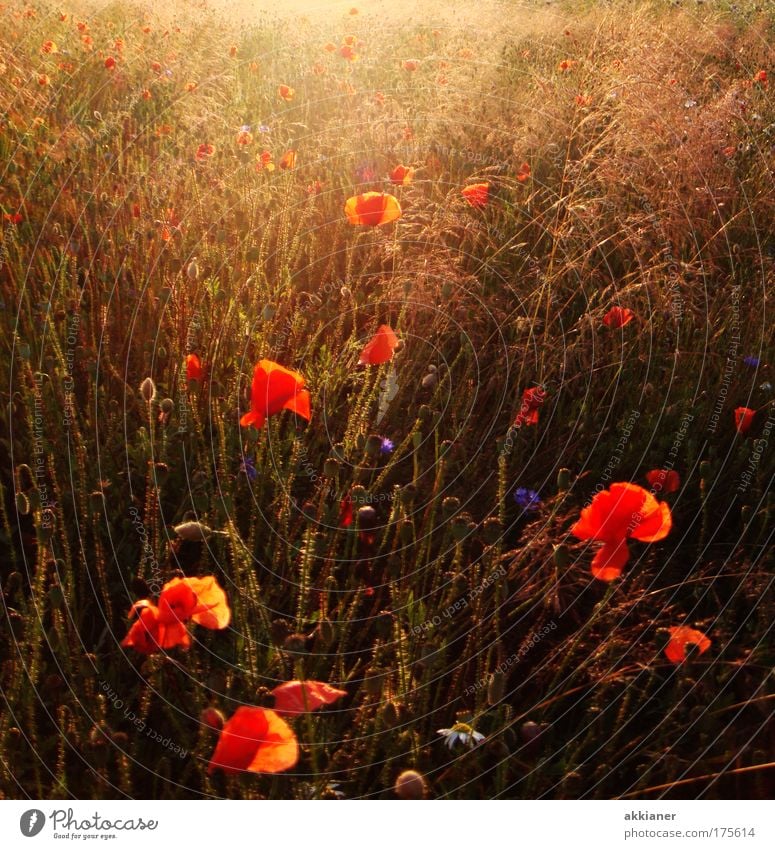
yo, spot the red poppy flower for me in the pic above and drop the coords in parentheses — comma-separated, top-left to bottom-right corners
(461, 182, 489, 208)
(603, 306, 635, 329)
(121, 601, 191, 654)
(41, 40, 57, 54)
(38, 74, 50, 86)
(339, 44, 357, 61)
(514, 386, 546, 428)
(3, 212, 23, 224)
(186, 353, 203, 382)
(151, 60, 162, 73)
(196, 143, 215, 161)
(256, 150, 274, 171)
(359, 324, 399, 365)
(271, 680, 347, 716)
(516, 161, 531, 182)
(104, 56, 116, 70)
(390, 164, 413, 185)
(279, 150, 296, 170)
(343, 35, 356, 46)
(753, 69, 767, 85)
(323, 42, 337, 52)
(664, 626, 711, 664)
(306, 180, 323, 195)
(208, 707, 298, 775)
(344, 192, 402, 226)
(645, 469, 680, 494)
(734, 406, 755, 435)
(278, 84, 295, 101)
(240, 359, 311, 429)
(158, 576, 231, 630)
(236, 129, 253, 146)
(402, 60, 419, 71)
(558, 59, 575, 72)
(571, 482, 672, 581)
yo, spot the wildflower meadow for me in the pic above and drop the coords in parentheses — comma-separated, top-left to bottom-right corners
(0, 0, 773, 804)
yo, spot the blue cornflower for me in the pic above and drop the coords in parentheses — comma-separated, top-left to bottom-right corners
(258, 124, 270, 133)
(380, 437, 395, 454)
(240, 455, 257, 481)
(240, 124, 251, 133)
(514, 487, 541, 512)
(743, 356, 761, 368)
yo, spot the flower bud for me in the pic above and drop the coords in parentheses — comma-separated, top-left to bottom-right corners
(394, 769, 428, 799)
(139, 377, 156, 403)
(201, 707, 225, 731)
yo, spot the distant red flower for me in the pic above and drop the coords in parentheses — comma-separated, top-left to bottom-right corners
(340, 493, 353, 527)
(349, 6, 359, 14)
(278, 84, 295, 101)
(516, 161, 531, 182)
(339, 44, 357, 61)
(461, 182, 489, 208)
(38, 74, 50, 86)
(344, 192, 402, 226)
(343, 35, 356, 46)
(256, 150, 274, 171)
(323, 42, 337, 53)
(359, 324, 399, 365)
(186, 353, 203, 382)
(603, 306, 635, 329)
(514, 386, 546, 428)
(236, 129, 253, 146)
(645, 469, 680, 494)
(306, 179, 323, 195)
(240, 359, 311, 429)
(41, 40, 58, 54)
(271, 680, 347, 716)
(104, 56, 116, 70)
(151, 60, 162, 73)
(571, 482, 672, 581)
(734, 406, 755, 435)
(196, 142, 215, 161)
(664, 626, 711, 664)
(3, 212, 23, 224)
(402, 60, 419, 72)
(390, 164, 413, 185)
(208, 707, 298, 775)
(229, 45, 238, 58)
(558, 59, 575, 72)
(753, 69, 767, 86)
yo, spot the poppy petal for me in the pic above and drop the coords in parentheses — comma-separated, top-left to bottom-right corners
(630, 501, 672, 543)
(590, 539, 630, 581)
(359, 324, 399, 365)
(282, 388, 311, 421)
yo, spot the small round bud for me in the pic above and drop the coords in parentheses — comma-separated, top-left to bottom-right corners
(139, 377, 156, 403)
(201, 707, 225, 731)
(394, 769, 428, 799)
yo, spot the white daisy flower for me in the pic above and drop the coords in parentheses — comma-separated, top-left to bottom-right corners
(437, 722, 485, 750)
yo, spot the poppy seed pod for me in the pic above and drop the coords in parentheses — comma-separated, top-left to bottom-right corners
(357, 505, 377, 524)
(394, 769, 428, 800)
(140, 377, 156, 403)
(557, 467, 571, 491)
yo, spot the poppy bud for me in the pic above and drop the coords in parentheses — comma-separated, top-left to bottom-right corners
(394, 769, 428, 799)
(357, 505, 377, 524)
(520, 720, 544, 743)
(201, 707, 225, 731)
(331, 442, 346, 461)
(451, 513, 472, 541)
(270, 618, 291, 643)
(399, 519, 415, 544)
(323, 458, 340, 477)
(481, 517, 502, 545)
(160, 397, 174, 414)
(139, 377, 156, 403)
(418, 404, 432, 423)
(442, 496, 460, 519)
(15, 492, 29, 515)
(381, 700, 400, 726)
(365, 434, 382, 457)
(283, 632, 308, 654)
(557, 468, 571, 491)
(172, 521, 212, 540)
(351, 485, 368, 506)
(439, 439, 453, 457)
(89, 491, 105, 513)
(699, 460, 711, 480)
(421, 372, 437, 389)
(186, 258, 199, 281)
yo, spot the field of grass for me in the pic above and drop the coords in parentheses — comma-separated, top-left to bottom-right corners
(0, 0, 773, 800)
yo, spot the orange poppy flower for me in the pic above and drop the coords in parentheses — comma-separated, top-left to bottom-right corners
(271, 680, 347, 716)
(343, 35, 356, 46)
(664, 626, 711, 664)
(402, 60, 419, 71)
(236, 129, 253, 146)
(734, 406, 755, 435)
(514, 386, 546, 428)
(255, 150, 274, 171)
(323, 42, 337, 52)
(278, 84, 295, 101)
(196, 142, 215, 160)
(208, 707, 298, 775)
(151, 60, 162, 73)
(185, 81, 197, 92)
(390, 164, 413, 185)
(753, 69, 767, 85)
(516, 161, 531, 182)
(279, 149, 296, 170)
(77, 21, 88, 33)
(121, 601, 191, 654)
(240, 359, 311, 429)
(229, 45, 238, 58)
(158, 576, 231, 630)
(603, 306, 635, 329)
(38, 74, 50, 86)
(575, 93, 593, 107)
(306, 179, 323, 195)
(349, 6, 359, 13)
(186, 353, 203, 382)
(339, 44, 357, 61)
(461, 182, 489, 208)
(104, 56, 116, 70)
(141, 88, 152, 100)
(344, 192, 402, 226)
(558, 59, 575, 72)
(571, 482, 672, 581)
(359, 324, 399, 365)
(41, 40, 57, 54)
(645, 469, 680, 494)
